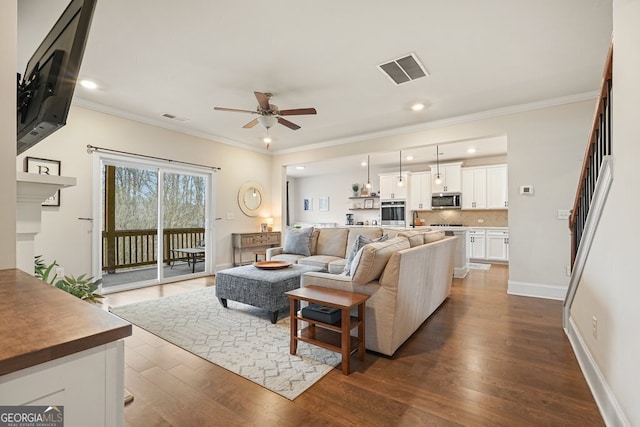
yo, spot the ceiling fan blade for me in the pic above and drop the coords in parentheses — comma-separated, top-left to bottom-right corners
(278, 108, 317, 116)
(254, 92, 271, 111)
(214, 107, 257, 114)
(243, 118, 259, 128)
(277, 117, 301, 130)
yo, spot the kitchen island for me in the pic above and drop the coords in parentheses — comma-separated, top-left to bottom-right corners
(0, 269, 132, 426)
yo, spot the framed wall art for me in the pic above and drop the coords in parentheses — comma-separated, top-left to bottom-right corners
(303, 198, 313, 211)
(318, 196, 329, 212)
(25, 157, 61, 206)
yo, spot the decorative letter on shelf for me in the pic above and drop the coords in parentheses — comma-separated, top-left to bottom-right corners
(25, 157, 62, 206)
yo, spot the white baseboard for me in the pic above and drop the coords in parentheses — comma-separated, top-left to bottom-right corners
(566, 317, 630, 426)
(454, 265, 469, 279)
(507, 280, 566, 300)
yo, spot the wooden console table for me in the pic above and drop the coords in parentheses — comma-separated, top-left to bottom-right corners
(231, 231, 281, 266)
(285, 285, 370, 375)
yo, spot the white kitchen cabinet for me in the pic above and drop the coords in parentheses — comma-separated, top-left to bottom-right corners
(379, 173, 409, 199)
(409, 171, 431, 210)
(486, 229, 509, 261)
(429, 162, 462, 193)
(486, 165, 508, 209)
(462, 168, 487, 209)
(468, 229, 486, 259)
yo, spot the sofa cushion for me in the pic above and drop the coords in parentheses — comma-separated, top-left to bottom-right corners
(398, 230, 425, 247)
(344, 233, 389, 275)
(423, 230, 446, 243)
(283, 226, 314, 256)
(271, 253, 306, 264)
(328, 259, 346, 274)
(315, 228, 349, 258)
(346, 227, 383, 254)
(350, 236, 410, 285)
(310, 229, 320, 255)
(299, 255, 343, 271)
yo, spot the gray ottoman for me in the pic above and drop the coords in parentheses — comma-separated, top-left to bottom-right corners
(215, 264, 323, 323)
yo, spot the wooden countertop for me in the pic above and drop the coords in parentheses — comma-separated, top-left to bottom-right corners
(0, 269, 132, 376)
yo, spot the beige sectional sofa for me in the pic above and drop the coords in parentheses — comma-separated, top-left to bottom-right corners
(268, 226, 457, 356)
(267, 226, 385, 273)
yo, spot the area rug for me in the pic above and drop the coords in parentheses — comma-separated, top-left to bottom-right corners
(469, 262, 492, 270)
(110, 287, 341, 400)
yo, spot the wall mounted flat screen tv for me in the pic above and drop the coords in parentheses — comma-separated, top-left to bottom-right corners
(17, 0, 97, 155)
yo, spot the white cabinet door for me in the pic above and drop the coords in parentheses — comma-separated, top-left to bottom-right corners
(409, 172, 431, 210)
(379, 173, 408, 199)
(468, 229, 486, 259)
(462, 168, 487, 209)
(486, 230, 509, 261)
(487, 165, 508, 209)
(442, 164, 462, 193)
(430, 162, 462, 193)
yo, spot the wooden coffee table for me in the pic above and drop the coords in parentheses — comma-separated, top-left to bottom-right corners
(285, 285, 370, 375)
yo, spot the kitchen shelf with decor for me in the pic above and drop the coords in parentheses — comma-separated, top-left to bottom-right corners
(348, 195, 379, 211)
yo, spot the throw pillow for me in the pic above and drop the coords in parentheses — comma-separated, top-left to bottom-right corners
(283, 226, 314, 256)
(343, 233, 388, 275)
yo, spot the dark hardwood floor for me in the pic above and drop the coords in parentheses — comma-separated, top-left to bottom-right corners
(105, 266, 603, 426)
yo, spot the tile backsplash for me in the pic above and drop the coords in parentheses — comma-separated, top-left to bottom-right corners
(414, 209, 508, 227)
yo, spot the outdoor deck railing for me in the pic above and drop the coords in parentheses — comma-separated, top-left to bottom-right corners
(102, 227, 205, 272)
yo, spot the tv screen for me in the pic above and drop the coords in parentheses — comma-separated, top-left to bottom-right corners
(17, 0, 97, 155)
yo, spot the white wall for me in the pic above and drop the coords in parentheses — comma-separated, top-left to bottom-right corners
(273, 101, 593, 297)
(16, 106, 273, 275)
(1, 2, 17, 270)
(570, 1, 640, 424)
(289, 165, 392, 226)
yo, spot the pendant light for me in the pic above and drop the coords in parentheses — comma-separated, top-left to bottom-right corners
(434, 145, 442, 185)
(365, 155, 372, 189)
(397, 150, 404, 187)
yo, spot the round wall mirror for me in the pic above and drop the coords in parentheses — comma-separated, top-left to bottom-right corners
(238, 182, 264, 217)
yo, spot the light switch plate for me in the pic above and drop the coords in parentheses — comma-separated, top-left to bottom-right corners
(557, 209, 571, 220)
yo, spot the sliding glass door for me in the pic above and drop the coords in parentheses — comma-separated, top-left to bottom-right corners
(94, 154, 214, 293)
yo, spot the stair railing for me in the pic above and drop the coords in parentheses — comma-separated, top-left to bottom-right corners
(564, 45, 614, 329)
(569, 45, 613, 268)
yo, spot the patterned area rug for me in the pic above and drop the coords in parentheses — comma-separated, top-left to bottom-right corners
(110, 287, 341, 400)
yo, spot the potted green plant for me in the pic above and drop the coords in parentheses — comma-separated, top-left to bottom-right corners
(352, 183, 360, 196)
(34, 255, 104, 304)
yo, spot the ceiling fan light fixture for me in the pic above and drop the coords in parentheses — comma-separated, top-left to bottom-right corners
(257, 115, 277, 129)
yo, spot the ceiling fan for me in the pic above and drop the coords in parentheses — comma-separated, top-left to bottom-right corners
(214, 91, 317, 131)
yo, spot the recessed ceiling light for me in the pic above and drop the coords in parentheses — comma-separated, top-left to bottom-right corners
(406, 155, 414, 161)
(80, 79, 97, 89)
(467, 148, 476, 154)
(411, 103, 425, 111)
(263, 136, 272, 143)
(295, 166, 305, 170)
(361, 161, 367, 166)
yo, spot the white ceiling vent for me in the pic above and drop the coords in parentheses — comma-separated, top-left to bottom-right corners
(378, 53, 429, 85)
(161, 113, 189, 122)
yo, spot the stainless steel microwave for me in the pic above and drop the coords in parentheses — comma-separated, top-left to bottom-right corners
(431, 193, 461, 209)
